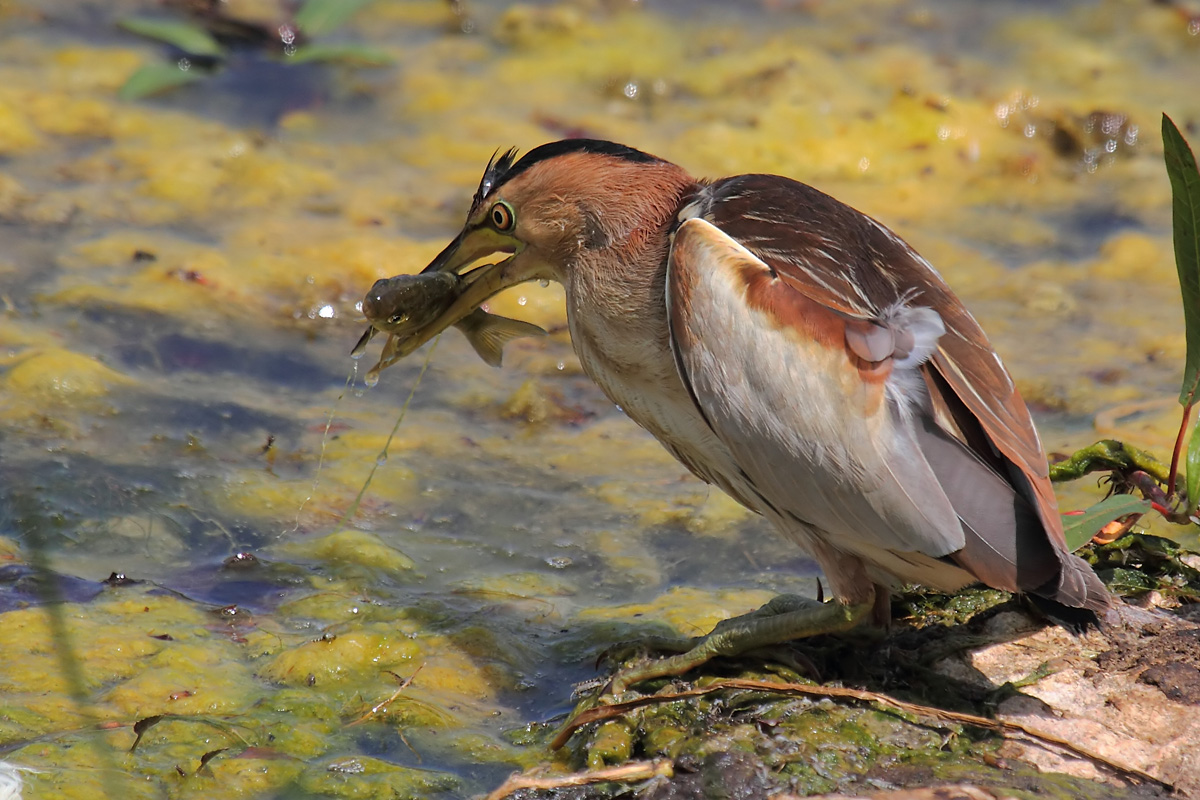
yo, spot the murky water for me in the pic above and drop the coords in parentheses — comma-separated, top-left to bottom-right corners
(1, 0, 1198, 796)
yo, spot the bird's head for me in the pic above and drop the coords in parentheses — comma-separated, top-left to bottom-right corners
(387, 139, 693, 358)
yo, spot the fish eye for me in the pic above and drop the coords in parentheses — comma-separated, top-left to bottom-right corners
(490, 201, 515, 232)
(388, 313, 409, 325)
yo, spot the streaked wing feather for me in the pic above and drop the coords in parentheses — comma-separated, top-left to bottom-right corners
(667, 216, 965, 560)
(701, 175, 1067, 549)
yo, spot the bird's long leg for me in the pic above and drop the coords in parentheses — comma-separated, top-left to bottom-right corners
(605, 589, 874, 697)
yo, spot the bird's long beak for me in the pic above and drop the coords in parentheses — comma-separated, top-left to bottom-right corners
(386, 229, 542, 360)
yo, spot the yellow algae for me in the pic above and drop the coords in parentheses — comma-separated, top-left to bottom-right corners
(360, 0, 454, 27)
(1090, 231, 1176, 284)
(298, 755, 458, 799)
(0, 0, 1194, 790)
(501, 379, 559, 425)
(18, 758, 163, 800)
(687, 492, 755, 539)
(275, 592, 417, 629)
(246, 229, 443, 296)
(1, 347, 134, 415)
(587, 719, 633, 768)
(542, 416, 683, 476)
(591, 479, 709, 530)
(412, 639, 500, 701)
(300, 529, 417, 573)
(103, 641, 260, 717)
(454, 570, 574, 600)
(0, 170, 26, 215)
(184, 757, 307, 799)
(0, 592, 217, 703)
(23, 92, 115, 138)
(583, 529, 665, 589)
(575, 586, 778, 639)
(0, 97, 40, 154)
(258, 627, 421, 686)
(222, 435, 420, 523)
(50, 232, 282, 318)
(483, 281, 568, 331)
(49, 46, 142, 93)
(495, 3, 587, 48)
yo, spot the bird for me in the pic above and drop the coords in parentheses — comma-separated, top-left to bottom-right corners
(386, 138, 1112, 694)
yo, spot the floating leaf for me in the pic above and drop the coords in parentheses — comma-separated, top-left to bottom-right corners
(1062, 493, 1151, 552)
(1162, 114, 1200, 407)
(288, 42, 392, 66)
(1098, 567, 1155, 596)
(118, 62, 207, 100)
(118, 17, 224, 58)
(293, 0, 375, 37)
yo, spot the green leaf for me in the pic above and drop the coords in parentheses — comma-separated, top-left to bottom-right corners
(288, 43, 393, 66)
(118, 17, 224, 58)
(118, 62, 207, 100)
(1187, 416, 1200, 516)
(1162, 114, 1200, 406)
(293, 0, 375, 37)
(1098, 567, 1155, 596)
(1062, 493, 1152, 551)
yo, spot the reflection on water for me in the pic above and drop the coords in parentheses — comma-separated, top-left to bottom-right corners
(0, 0, 1198, 795)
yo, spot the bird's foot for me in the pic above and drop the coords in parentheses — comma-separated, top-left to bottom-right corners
(602, 593, 873, 699)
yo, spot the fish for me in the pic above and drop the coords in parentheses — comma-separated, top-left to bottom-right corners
(352, 272, 546, 382)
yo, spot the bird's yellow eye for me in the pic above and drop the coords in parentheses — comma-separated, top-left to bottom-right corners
(490, 201, 515, 232)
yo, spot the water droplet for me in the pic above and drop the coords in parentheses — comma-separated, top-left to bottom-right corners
(517, 296, 527, 306)
(539, 279, 549, 288)
(556, 361, 565, 371)
(365, 369, 380, 387)
(545, 556, 572, 569)
(376, 453, 388, 466)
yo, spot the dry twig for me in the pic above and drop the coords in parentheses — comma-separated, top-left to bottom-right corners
(483, 759, 673, 800)
(346, 664, 424, 727)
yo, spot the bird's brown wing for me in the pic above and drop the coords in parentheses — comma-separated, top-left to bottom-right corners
(693, 175, 1109, 609)
(700, 175, 1060, 535)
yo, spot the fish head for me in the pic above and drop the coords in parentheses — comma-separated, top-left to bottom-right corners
(361, 273, 459, 335)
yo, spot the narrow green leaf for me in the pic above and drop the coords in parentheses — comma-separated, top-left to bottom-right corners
(118, 17, 224, 58)
(118, 63, 206, 100)
(1162, 114, 1200, 406)
(1062, 494, 1151, 551)
(1186, 415, 1200, 516)
(288, 43, 392, 66)
(293, 0, 375, 37)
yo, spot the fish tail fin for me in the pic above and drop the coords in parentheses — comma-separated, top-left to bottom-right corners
(462, 314, 546, 367)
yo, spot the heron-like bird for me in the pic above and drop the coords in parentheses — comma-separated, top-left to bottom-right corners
(385, 139, 1111, 694)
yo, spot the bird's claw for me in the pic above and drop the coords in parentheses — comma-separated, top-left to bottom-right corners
(595, 634, 697, 672)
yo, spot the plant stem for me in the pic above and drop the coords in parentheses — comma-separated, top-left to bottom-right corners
(1168, 402, 1193, 497)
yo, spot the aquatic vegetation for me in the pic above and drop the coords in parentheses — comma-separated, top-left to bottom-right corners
(118, 0, 391, 101)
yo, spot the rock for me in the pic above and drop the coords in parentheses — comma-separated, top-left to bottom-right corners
(937, 604, 1200, 797)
